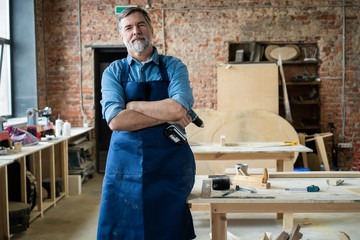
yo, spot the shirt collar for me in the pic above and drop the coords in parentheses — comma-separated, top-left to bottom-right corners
(126, 46, 159, 65)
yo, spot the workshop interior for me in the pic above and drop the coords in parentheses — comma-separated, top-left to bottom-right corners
(1, 1, 360, 240)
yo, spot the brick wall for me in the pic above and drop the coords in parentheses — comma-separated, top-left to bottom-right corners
(35, 0, 360, 169)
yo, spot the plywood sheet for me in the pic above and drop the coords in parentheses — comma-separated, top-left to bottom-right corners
(187, 109, 299, 174)
(217, 64, 278, 114)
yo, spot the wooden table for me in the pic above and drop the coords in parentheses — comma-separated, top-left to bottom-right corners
(0, 127, 94, 240)
(190, 142, 312, 172)
(188, 172, 360, 240)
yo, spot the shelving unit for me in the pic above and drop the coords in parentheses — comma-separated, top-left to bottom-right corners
(228, 41, 321, 134)
(0, 127, 94, 240)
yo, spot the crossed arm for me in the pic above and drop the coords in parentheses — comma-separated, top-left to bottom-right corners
(108, 98, 192, 131)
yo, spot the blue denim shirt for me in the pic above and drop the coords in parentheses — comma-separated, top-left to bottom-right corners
(100, 47, 194, 123)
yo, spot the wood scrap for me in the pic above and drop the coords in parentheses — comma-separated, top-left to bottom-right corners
(289, 224, 303, 240)
(275, 231, 290, 240)
(339, 232, 351, 240)
(327, 179, 344, 186)
(233, 168, 271, 188)
(261, 232, 272, 240)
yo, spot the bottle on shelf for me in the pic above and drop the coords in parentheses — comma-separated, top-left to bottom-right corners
(55, 115, 62, 137)
(62, 120, 71, 137)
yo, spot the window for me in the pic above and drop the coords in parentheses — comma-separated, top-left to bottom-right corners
(0, 0, 11, 116)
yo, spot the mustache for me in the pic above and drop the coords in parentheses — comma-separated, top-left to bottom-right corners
(131, 35, 147, 42)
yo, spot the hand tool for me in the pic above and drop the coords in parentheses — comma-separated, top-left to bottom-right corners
(209, 175, 230, 191)
(285, 185, 320, 192)
(164, 109, 204, 145)
(236, 185, 257, 193)
(280, 141, 298, 146)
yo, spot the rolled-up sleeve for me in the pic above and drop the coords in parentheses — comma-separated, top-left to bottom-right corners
(100, 61, 126, 124)
(166, 58, 194, 111)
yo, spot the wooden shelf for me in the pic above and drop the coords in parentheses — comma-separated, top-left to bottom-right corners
(0, 127, 94, 239)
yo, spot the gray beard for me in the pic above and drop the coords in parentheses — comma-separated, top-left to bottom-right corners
(124, 35, 151, 52)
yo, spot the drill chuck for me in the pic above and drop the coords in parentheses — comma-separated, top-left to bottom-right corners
(188, 109, 204, 128)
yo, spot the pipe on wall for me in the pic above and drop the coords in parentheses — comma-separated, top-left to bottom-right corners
(77, 0, 87, 126)
(341, 0, 346, 142)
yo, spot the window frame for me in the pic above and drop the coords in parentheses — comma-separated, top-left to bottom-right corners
(0, 0, 12, 117)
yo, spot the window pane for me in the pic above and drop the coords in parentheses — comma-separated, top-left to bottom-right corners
(0, 44, 11, 115)
(0, 0, 10, 39)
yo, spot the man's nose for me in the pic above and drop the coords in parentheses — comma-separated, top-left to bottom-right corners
(133, 26, 141, 35)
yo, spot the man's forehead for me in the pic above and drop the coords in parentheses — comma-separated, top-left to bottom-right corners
(121, 12, 147, 25)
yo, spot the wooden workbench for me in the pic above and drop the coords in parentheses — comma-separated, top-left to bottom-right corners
(188, 172, 360, 240)
(0, 127, 94, 240)
(190, 142, 312, 172)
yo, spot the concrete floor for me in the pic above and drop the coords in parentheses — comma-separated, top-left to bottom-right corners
(11, 173, 359, 240)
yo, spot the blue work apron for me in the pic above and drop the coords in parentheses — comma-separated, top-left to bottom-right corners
(97, 58, 196, 240)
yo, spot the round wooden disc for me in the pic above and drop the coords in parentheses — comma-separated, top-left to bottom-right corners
(264, 45, 279, 62)
(270, 46, 299, 61)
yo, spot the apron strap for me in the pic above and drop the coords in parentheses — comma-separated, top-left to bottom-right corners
(121, 59, 130, 82)
(158, 56, 169, 82)
(120, 56, 169, 82)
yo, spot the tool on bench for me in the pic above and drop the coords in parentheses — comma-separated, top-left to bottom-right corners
(164, 109, 204, 145)
(280, 141, 298, 146)
(285, 185, 320, 192)
(209, 175, 230, 191)
(233, 167, 271, 189)
(236, 185, 257, 193)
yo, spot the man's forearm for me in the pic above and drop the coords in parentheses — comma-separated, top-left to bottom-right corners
(126, 98, 187, 122)
(108, 109, 165, 131)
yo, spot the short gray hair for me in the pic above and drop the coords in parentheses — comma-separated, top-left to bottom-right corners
(117, 7, 152, 35)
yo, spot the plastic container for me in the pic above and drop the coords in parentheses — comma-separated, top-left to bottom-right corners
(62, 120, 71, 137)
(55, 115, 62, 137)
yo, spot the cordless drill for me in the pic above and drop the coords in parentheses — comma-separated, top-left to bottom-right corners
(163, 109, 204, 145)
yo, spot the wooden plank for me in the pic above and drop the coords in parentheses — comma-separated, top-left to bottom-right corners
(289, 224, 303, 240)
(208, 203, 360, 214)
(217, 64, 279, 114)
(278, 55, 293, 123)
(276, 231, 290, 240)
(233, 175, 264, 183)
(315, 135, 331, 171)
(189, 203, 210, 211)
(269, 171, 360, 178)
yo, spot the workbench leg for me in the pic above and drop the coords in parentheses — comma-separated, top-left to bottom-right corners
(283, 213, 294, 230)
(211, 212, 227, 240)
(283, 160, 293, 171)
(315, 136, 331, 171)
(34, 151, 43, 216)
(276, 160, 284, 172)
(20, 157, 27, 203)
(298, 133, 309, 168)
(1, 167, 10, 240)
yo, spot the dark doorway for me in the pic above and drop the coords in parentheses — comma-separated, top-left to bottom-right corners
(93, 47, 128, 173)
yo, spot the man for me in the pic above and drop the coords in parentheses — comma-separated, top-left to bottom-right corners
(97, 7, 196, 240)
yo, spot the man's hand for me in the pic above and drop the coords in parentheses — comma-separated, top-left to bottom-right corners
(168, 114, 192, 129)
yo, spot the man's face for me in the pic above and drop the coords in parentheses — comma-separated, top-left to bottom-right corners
(120, 12, 153, 53)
